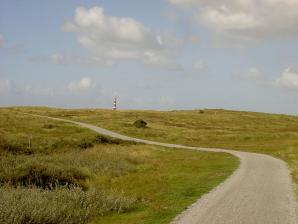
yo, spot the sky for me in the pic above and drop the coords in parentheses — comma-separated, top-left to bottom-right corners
(1, 0, 298, 114)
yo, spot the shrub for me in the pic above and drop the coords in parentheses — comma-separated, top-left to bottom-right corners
(94, 135, 126, 145)
(79, 139, 94, 149)
(0, 161, 91, 190)
(133, 119, 147, 128)
(43, 124, 55, 129)
(94, 135, 120, 144)
(0, 136, 32, 155)
(0, 186, 135, 224)
(93, 135, 135, 146)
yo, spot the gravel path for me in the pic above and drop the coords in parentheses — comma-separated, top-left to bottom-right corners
(36, 115, 297, 224)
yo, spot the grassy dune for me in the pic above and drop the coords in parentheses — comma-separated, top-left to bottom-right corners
(17, 107, 298, 193)
(0, 108, 238, 224)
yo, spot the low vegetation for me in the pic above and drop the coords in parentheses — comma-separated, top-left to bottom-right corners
(18, 107, 298, 194)
(0, 186, 133, 224)
(133, 119, 147, 128)
(0, 108, 238, 223)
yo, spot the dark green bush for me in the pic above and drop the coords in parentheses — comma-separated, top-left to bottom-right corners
(43, 124, 55, 129)
(133, 119, 147, 128)
(94, 135, 119, 144)
(0, 161, 91, 190)
(79, 139, 94, 149)
(93, 135, 135, 145)
(94, 135, 127, 145)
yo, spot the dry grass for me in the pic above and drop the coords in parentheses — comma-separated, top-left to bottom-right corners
(0, 107, 238, 223)
(18, 107, 298, 193)
(0, 186, 134, 224)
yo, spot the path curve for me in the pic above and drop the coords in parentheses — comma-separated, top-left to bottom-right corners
(34, 114, 297, 224)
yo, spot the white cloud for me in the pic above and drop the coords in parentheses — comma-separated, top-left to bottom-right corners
(168, 0, 298, 44)
(276, 68, 298, 90)
(200, 6, 261, 31)
(239, 68, 263, 81)
(61, 6, 182, 69)
(68, 77, 96, 92)
(193, 59, 207, 70)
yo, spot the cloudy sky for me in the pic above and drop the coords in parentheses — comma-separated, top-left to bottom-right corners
(1, 0, 298, 114)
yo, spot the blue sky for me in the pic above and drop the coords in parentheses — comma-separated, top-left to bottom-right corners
(1, 0, 298, 114)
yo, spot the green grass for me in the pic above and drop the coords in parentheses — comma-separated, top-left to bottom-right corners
(0, 109, 97, 155)
(0, 107, 238, 224)
(16, 107, 298, 194)
(90, 147, 236, 224)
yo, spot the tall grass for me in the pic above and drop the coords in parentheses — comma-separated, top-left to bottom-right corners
(0, 186, 134, 224)
(0, 109, 142, 223)
(0, 145, 142, 224)
(0, 159, 91, 189)
(0, 146, 143, 189)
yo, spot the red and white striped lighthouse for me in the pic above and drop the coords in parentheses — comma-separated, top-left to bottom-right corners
(112, 96, 117, 110)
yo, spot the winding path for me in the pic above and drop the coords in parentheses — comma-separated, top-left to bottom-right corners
(36, 115, 297, 224)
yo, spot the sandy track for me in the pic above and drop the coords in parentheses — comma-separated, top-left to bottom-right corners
(35, 115, 297, 224)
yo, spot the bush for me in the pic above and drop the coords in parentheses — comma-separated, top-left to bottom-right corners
(43, 124, 55, 129)
(0, 136, 32, 155)
(0, 161, 91, 190)
(94, 135, 120, 144)
(93, 135, 135, 146)
(133, 119, 147, 128)
(94, 135, 128, 145)
(79, 139, 94, 149)
(0, 186, 135, 224)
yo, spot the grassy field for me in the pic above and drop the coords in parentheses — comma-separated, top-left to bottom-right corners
(0, 108, 238, 224)
(15, 107, 298, 193)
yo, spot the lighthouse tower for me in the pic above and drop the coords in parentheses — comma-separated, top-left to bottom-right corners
(112, 96, 117, 110)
